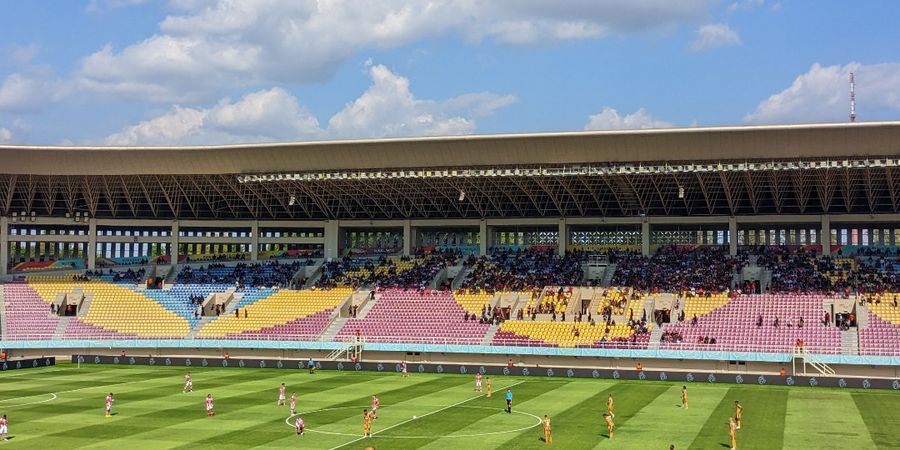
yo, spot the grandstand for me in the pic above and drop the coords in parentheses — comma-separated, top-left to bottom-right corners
(2, 122, 900, 380)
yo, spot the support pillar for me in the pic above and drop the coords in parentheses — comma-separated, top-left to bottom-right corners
(324, 221, 339, 259)
(558, 219, 567, 256)
(479, 221, 488, 256)
(820, 215, 831, 256)
(88, 218, 97, 270)
(0, 216, 8, 276)
(728, 217, 738, 256)
(250, 220, 259, 261)
(641, 221, 650, 256)
(403, 220, 412, 256)
(171, 221, 180, 266)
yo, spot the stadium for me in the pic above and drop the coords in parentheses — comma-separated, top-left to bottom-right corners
(1, 121, 899, 449)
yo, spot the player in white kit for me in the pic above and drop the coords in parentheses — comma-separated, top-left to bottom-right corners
(277, 383, 286, 406)
(183, 373, 193, 393)
(0, 414, 8, 441)
(205, 394, 215, 416)
(475, 373, 483, 392)
(290, 392, 297, 415)
(401, 360, 408, 378)
(105, 393, 114, 417)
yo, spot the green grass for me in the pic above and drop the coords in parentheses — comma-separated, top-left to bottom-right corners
(0, 363, 897, 449)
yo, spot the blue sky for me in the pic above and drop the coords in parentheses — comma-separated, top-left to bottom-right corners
(1, 0, 899, 146)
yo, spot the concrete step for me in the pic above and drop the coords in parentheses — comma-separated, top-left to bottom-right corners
(53, 316, 71, 340)
(187, 316, 216, 339)
(601, 263, 617, 287)
(319, 317, 349, 342)
(840, 329, 859, 356)
(481, 324, 499, 346)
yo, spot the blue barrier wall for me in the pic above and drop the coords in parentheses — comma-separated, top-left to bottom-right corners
(3, 339, 898, 366)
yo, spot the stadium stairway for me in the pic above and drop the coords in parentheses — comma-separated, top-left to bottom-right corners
(318, 317, 348, 342)
(187, 316, 216, 339)
(52, 316, 71, 340)
(648, 325, 665, 348)
(450, 266, 470, 291)
(841, 328, 860, 355)
(600, 263, 617, 287)
(481, 323, 499, 345)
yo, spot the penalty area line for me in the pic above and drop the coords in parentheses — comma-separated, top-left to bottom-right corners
(328, 380, 526, 450)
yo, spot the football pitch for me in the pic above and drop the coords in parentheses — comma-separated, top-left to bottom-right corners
(0, 363, 898, 449)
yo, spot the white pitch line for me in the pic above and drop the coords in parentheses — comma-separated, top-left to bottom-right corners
(0, 393, 57, 407)
(328, 380, 526, 450)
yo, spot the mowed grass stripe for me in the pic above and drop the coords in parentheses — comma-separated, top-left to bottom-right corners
(415, 379, 599, 450)
(852, 391, 900, 449)
(368, 378, 572, 449)
(784, 389, 877, 450)
(169, 375, 470, 449)
(592, 384, 729, 449)
(497, 381, 668, 449)
(11, 367, 305, 447)
(689, 386, 788, 450)
(308, 375, 505, 449)
(0, 366, 194, 398)
(74, 371, 386, 450)
(0, 367, 898, 449)
(122, 372, 422, 449)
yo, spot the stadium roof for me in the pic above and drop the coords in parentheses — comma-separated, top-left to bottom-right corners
(2, 121, 900, 220)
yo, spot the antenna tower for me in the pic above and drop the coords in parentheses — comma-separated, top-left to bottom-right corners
(849, 72, 857, 123)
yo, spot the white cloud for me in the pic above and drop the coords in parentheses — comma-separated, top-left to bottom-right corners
(690, 23, 741, 52)
(327, 64, 516, 139)
(8, 44, 40, 66)
(584, 107, 673, 130)
(745, 62, 900, 124)
(86, 0, 152, 12)
(728, 0, 764, 12)
(0, 127, 12, 143)
(103, 64, 515, 145)
(0, 73, 68, 112)
(77, 0, 710, 101)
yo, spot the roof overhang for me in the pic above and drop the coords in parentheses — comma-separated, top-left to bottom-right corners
(2, 121, 899, 176)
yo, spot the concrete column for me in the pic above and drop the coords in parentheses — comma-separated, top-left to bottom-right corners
(171, 221, 180, 265)
(558, 219, 567, 255)
(641, 221, 651, 256)
(728, 217, 738, 256)
(250, 220, 259, 261)
(0, 216, 8, 276)
(402, 220, 412, 256)
(324, 221, 339, 259)
(87, 218, 97, 270)
(820, 215, 831, 256)
(479, 221, 488, 256)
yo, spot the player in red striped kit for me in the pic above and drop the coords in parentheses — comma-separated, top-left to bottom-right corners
(277, 383, 286, 406)
(371, 395, 380, 419)
(295, 416, 305, 436)
(105, 393, 114, 417)
(205, 394, 215, 417)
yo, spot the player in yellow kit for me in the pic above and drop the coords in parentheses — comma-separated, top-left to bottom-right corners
(485, 377, 492, 397)
(541, 414, 553, 444)
(362, 408, 373, 437)
(734, 401, 743, 430)
(606, 394, 615, 418)
(728, 416, 737, 450)
(681, 386, 688, 409)
(603, 412, 615, 438)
